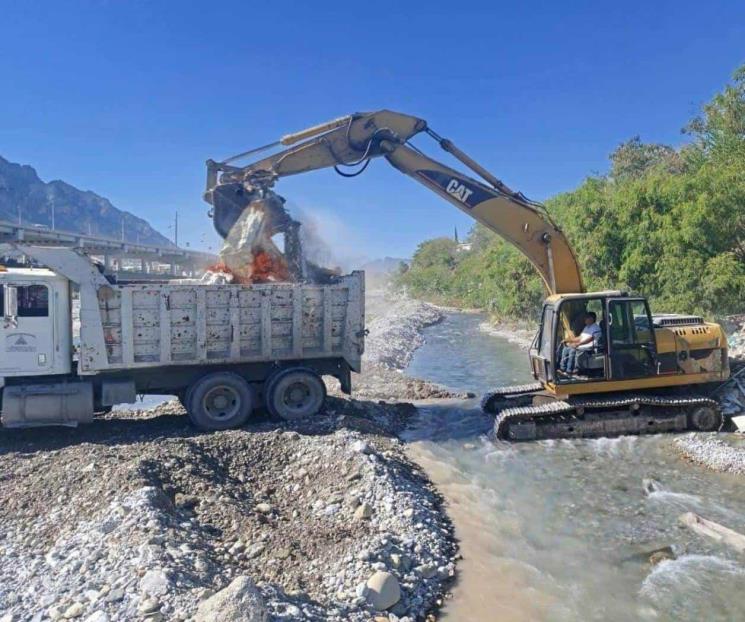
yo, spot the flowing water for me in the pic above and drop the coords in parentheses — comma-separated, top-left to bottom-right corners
(404, 312, 745, 622)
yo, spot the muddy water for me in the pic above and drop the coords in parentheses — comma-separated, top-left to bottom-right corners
(404, 312, 745, 622)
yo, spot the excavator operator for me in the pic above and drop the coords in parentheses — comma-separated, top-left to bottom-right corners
(559, 312, 601, 375)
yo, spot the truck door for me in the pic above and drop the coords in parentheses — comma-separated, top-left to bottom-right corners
(605, 297, 657, 380)
(1, 283, 54, 375)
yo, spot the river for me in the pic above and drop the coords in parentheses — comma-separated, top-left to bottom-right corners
(404, 312, 745, 622)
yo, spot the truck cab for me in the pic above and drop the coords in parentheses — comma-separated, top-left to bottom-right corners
(0, 266, 72, 378)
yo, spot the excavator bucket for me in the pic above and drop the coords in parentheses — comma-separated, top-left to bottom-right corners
(208, 182, 256, 240)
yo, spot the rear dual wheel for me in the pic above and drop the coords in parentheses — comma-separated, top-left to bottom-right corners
(186, 372, 254, 431)
(265, 368, 326, 421)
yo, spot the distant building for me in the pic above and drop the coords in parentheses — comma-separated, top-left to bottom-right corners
(453, 226, 471, 252)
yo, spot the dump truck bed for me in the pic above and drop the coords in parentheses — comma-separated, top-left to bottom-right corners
(89, 272, 365, 373)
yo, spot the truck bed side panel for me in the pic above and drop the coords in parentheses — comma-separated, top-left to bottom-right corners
(88, 272, 365, 374)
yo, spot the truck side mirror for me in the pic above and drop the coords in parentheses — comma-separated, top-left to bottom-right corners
(4, 285, 18, 318)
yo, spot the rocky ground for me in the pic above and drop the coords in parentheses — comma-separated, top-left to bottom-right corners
(0, 292, 459, 622)
(724, 314, 745, 360)
(673, 432, 745, 475)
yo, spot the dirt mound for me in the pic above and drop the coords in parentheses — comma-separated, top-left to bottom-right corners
(0, 398, 456, 621)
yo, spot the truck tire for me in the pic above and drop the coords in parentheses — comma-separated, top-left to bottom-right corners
(186, 372, 254, 431)
(265, 367, 326, 421)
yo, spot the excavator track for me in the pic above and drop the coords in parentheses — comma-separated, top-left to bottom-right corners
(492, 394, 722, 442)
(481, 383, 545, 413)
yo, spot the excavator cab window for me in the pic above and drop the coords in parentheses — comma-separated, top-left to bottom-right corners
(606, 298, 657, 380)
(553, 297, 608, 383)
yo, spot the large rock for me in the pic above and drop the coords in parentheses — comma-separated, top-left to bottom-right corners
(365, 571, 401, 610)
(194, 576, 268, 622)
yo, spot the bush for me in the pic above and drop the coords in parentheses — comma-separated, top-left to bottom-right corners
(395, 65, 745, 321)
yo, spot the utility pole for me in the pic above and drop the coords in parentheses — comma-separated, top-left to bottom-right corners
(121, 216, 125, 242)
(51, 201, 55, 230)
(17, 205, 21, 225)
(174, 211, 179, 247)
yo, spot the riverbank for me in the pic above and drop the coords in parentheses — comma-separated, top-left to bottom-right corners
(0, 292, 459, 622)
(674, 433, 745, 475)
(477, 319, 535, 350)
(328, 293, 475, 402)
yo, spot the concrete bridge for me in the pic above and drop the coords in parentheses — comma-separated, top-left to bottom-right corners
(0, 220, 218, 279)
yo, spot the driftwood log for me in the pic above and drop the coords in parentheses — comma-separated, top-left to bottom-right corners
(679, 512, 745, 553)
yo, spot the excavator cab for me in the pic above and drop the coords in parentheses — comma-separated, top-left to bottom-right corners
(530, 291, 658, 388)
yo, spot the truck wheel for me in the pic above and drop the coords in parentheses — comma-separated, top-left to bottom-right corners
(186, 372, 254, 431)
(265, 368, 326, 421)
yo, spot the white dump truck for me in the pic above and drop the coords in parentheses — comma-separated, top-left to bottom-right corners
(0, 245, 365, 430)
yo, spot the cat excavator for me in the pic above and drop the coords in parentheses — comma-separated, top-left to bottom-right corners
(203, 110, 730, 441)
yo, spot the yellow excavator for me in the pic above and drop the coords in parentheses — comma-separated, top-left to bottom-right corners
(204, 110, 730, 441)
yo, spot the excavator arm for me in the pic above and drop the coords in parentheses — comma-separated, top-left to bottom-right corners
(204, 110, 584, 295)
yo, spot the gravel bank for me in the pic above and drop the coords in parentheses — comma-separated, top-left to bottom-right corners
(0, 399, 456, 621)
(364, 297, 444, 370)
(726, 314, 745, 360)
(328, 293, 473, 402)
(1, 291, 461, 621)
(673, 433, 745, 475)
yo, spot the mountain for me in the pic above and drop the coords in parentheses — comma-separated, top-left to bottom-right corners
(0, 155, 173, 247)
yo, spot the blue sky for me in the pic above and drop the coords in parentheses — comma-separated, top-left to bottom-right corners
(1, 1, 743, 263)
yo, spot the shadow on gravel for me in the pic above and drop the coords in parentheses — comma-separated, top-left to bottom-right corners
(0, 396, 414, 455)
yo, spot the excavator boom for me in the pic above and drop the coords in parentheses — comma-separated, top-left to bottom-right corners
(204, 110, 584, 295)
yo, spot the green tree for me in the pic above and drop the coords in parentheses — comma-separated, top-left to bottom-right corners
(397, 64, 745, 321)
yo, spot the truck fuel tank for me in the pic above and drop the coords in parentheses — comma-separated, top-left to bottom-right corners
(1, 381, 94, 428)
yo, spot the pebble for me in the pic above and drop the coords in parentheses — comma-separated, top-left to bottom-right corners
(138, 597, 162, 615)
(63, 603, 85, 619)
(352, 440, 372, 454)
(255, 502, 273, 514)
(140, 569, 170, 596)
(354, 503, 374, 520)
(244, 543, 265, 559)
(366, 571, 401, 610)
(417, 564, 437, 579)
